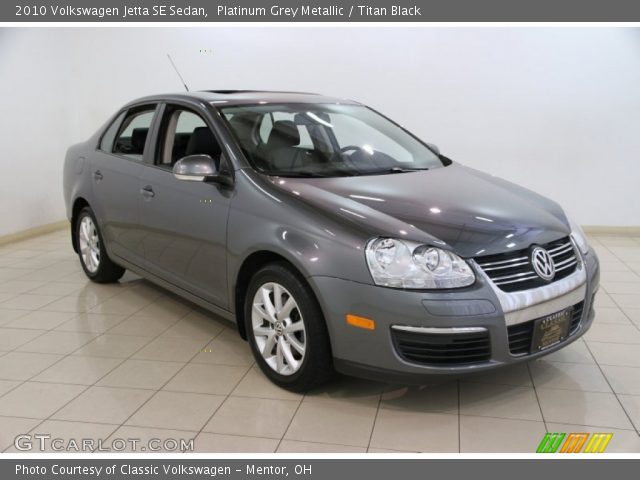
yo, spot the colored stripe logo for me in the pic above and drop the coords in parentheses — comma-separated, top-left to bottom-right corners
(537, 432, 613, 453)
(584, 433, 613, 453)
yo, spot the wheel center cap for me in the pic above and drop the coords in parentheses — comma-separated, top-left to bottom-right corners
(274, 322, 284, 336)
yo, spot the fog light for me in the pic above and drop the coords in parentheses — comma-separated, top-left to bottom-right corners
(346, 314, 376, 330)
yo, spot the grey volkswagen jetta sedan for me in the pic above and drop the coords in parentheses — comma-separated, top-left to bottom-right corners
(63, 90, 599, 391)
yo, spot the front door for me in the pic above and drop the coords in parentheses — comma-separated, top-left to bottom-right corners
(138, 106, 231, 309)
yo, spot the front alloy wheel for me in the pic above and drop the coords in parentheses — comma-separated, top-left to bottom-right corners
(244, 262, 334, 391)
(251, 282, 306, 376)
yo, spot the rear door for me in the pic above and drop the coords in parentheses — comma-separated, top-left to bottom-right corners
(90, 104, 158, 266)
(138, 104, 232, 308)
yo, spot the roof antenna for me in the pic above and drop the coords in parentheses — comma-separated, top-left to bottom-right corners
(167, 54, 189, 92)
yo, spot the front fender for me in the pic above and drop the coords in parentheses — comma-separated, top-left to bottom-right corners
(226, 170, 374, 309)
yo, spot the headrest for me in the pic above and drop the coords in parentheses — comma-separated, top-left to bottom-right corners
(228, 115, 254, 141)
(266, 120, 300, 149)
(185, 127, 221, 158)
(131, 128, 148, 153)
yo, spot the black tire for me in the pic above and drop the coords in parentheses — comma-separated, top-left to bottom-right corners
(244, 262, 334, 392)
(75, 207, 125, 283)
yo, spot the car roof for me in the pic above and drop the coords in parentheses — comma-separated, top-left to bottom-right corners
(125, 90, 361, 108)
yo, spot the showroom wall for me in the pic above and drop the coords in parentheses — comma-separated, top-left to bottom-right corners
(0, 27, 638, 237)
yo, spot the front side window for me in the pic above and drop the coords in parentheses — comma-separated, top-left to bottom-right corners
(219, 103, 444, 177)
(158, 107, 222, 169)
(112, 107, 156, 160)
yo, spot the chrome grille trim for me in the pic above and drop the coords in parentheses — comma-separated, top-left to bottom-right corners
(474, 237, 579, 292)
(477, 256, 528, 268)
(471, 236, 588, 326)
(482, 261, 530, 272)
(548, 242, 573, 254)
(494, 274, 539, 286)
(556, 260, 577, 272)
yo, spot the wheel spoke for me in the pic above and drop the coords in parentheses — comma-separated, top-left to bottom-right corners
(285, 333, 305, 355)
(252, 304, 273, 324)
(253, 326, 272, 338)
(284, 320, 304, 334)
(262, 332, 277, 357)
(85, 250, 94, 270)
(276, 340, 285, 372)
(261, 287, 277, 322)
(278, 297, 296, 321)
(82, 219, 92, 242)
(273, 284, 284, 312)
(280, 338, 298, 370)
(80, 222, 89, 244)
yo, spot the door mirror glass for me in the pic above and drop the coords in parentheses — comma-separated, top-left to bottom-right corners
(173, 154, 219, 182)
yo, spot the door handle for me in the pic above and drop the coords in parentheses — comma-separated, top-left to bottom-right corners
(140, 185, 155, 198)
(93, 170, 103, 181)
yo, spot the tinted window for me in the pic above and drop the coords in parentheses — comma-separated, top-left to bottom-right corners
(99, 111, 126, 152)
(221, 104, 444, 177)
(112, 107, 156, 160)
(158, 107, 221, 169)
(259, 112, 313, 148)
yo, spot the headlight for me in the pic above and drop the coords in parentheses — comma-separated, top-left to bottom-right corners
(567, 215, 590, 255)
(365, 237, 475, 289)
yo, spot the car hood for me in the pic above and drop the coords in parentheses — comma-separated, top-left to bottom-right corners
(265, 163, 570, 258)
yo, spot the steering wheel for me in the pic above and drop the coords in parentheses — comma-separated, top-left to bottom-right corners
(328, 145, 369, 165)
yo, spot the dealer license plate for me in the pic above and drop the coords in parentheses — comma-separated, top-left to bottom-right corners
(531, 308, 572, 352)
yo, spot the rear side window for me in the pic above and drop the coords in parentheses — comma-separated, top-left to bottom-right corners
(110, 106, 156, 160)
(99, 111, 126, 152)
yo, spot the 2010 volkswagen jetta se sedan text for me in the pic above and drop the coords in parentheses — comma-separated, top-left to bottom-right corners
(63, 91, 599, 391)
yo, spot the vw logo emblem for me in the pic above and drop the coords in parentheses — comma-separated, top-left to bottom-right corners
(531, 246, 555, 281)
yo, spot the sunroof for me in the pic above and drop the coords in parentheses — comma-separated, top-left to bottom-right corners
(204, 90, 319, 95)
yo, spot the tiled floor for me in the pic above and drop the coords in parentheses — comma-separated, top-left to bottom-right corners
(0, 228, 639, 453)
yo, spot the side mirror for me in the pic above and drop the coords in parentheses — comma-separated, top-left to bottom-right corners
(173, 154, 220, 182)
(426, 143, 440, 155)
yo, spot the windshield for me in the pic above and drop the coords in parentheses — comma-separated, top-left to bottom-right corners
(219, 103, 445, 177)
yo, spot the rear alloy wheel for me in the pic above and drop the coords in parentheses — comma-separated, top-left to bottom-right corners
(75, 207, 125, 283)
(245, 262, 334, 391)
(78, 215, 100, 274)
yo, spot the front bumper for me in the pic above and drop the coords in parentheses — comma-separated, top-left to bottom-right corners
(309, 248, 599, 384)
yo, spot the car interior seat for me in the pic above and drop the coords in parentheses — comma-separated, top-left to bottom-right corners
(262, 120, 306, 171)
(184, 127, 222, 169)
(130, 128, 148, 155)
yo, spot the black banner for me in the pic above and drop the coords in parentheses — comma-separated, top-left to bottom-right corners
(5, 0, 640, 22)
(3, 459, 640, 479)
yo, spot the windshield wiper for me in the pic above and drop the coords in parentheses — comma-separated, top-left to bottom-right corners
(365, 167, 429, 175)
(268, 169, 363, 178)
(268, 171, 332, 178)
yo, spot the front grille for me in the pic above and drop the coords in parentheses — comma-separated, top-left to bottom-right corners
(506, 321, 534, 356)
(507, 301, 584, 356)
(392, 329, 491, 366)
(476, 237, 578, 292)
(570, 301, 584, 333)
